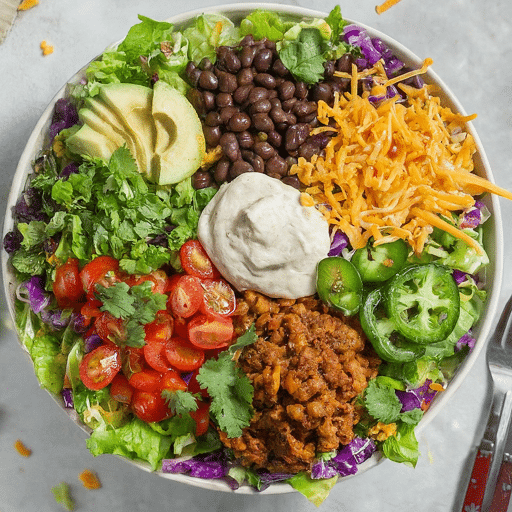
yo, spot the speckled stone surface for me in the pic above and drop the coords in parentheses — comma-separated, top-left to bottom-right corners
(1, 1, 511, 511)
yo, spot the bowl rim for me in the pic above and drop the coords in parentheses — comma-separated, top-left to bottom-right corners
(1, 1, 503, 495)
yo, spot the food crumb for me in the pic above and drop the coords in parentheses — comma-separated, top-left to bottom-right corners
(14, 439, 32, 457)
(18, 0, 39, 11)
(40, 40, 54, 56)
(51, 482, 75, 511)
(78, 469, 102, 490)
(375, 0, 402, 14)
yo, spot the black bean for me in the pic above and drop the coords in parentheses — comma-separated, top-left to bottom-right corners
(199, 70, 218, 90)
(202, 125, 222, 147)
(269, 97, 282, 110)
(254, 73, 276, 89)
(267, 130, 282, 148)
(298, 142, 320, 161)
(237, 67, 254, 86)
(216, 92, 234, 108)
(267, 89, 278, 99)
(253, 140, 276, 160)
(219, 106, 239, 124)
(204, 111, 222, 127)
(199, 57, 213, 71)
(252, 113, 274, 133)
(282, 97, 297, 112)
(233, 84, 253, 104)
(237, 131, 254, 149)
(272, 58, 290, 77)
(264, 39, 276, 51)
(278, 80, 295, 101)
(228, 112, 252, 132)
(294, 81, 308, 100)
(285, 123, 310, 152)
(293, 100, 317, 118)
(241, 150, 265, 173)
(253, 48, 273, 72)
(308, 131, 332, 149)
(248, 87, 270, 103)
(323, 60, 335, 79)
(220, 48, 241, 74)
(269, 107, 289, 124)
(185, 62, 201, 87)
(187, 89, 206, 115)
(230, 160, 254, 179)
(202, 91, 216, 112)
(192, 170, 213, 189)
(311, 83, 333, 103)
(336, 53, 353, 73)
(281, 175, 301, 189)
(240, 34, 256, 47)
(265, 155, 287, 176)
(220, 132, 241, 161)
(214, 158, 230, 183)
(216, 70, 238, 93)
(249, 99, 272, 115)
(240, 45, 258, 67)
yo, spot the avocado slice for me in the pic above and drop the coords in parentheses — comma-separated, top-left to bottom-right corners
(78, 108, 126, 148)
(97, 83, 156, 177)
(65, 123, 118, 162)
(151, 80, 205, 185)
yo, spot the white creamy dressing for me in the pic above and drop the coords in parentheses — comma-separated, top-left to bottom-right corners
(197, 173, 331, 299)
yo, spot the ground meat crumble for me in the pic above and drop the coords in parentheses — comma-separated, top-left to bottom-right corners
(219, 290, 381, 475)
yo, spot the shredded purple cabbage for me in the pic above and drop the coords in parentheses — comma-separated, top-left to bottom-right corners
(84, 333, 103, 353)
(40, 309, 70, 330)
(24, 276, 51, 313)
(456, 330, 476, 352)
(311, 437, 376, 479)
(328, 230, 350, 256)
(12, 187, 47, 223)
(396, 379, 438, 412)
(452, 269, 469, 285)
(3, 229, 23, 254)
(460, 207, 482, 229)
(162, 453, 229, 479)
(60, 162, 80, 180)
(49, 98, 79, 141)
(61, 388, 74, 408)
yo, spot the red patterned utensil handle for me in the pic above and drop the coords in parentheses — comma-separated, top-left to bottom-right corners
(461, 448, 492, 511)
(489, 454, 512, 512)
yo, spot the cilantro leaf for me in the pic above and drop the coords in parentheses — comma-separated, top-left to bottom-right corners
(278, 28, 326, 84)
(96, 282, 136, 319)
(196, 351, 254, 438)
(162, 389, 199, 416)
(364, 379, 402, 424)
(228, 324, 258, 354)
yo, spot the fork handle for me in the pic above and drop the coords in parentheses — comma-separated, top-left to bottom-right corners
(489, 455, 512, 512)
(461, 448, 492, 511)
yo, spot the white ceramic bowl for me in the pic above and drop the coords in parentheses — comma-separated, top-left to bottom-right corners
(1, 2, 503, 495)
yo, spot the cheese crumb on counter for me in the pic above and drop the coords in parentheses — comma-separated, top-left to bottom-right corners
(78, 469, 102, 490)
(14, 439, 32, 457)
(18, 0, 39, 11)
(40, 40, 53, 56)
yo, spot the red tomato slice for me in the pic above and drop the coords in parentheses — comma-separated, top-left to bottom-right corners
(144, 311, 173, 343)
(179, 240, 220, 279)
(187, 369, 209, 399)
(80, 255, 120, 300)
(200, 279, 236, 316)
(144, 339, 172, 373)
(79, 344, 121, 390)
(168, 275, 203, 318)
(160, 369, 187, 392)
(128, 369, 162, 392)
(190, 400, 210, 437)
(110, 374, 134, 404)
(165, 337, 205, 372)
(121, 346, 146, 379)
(131, 390, 172, 423)
(94, 311, 126, 345)
(187, 314, 234, 349)
(80, 298, 102, 324)
(53, 257, 85, 309)
(172, 315, 189, 339)
(126, 270, 168, 294)
(165, 273, 184, 293)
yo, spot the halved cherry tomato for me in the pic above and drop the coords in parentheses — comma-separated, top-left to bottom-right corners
(173, 315, 189, 339)
(179, 240, 220, 279)
(160, 369, 187, 392)
(79, 344, 121, 390)
(121, 346, 146, 379)
(125, 270, 168, 294)
(80, 255, 120, 300)
(165, 273, 184, 293)
(168, 275, 203, 318)
(200, 279, 236, 316)
(53, 257, 85, 309)
(190, 400, 210, 437)
(144, 339, 172, 373)
(131, 389, 172, 423)
(94, 311, 126, 345)
(188, 314, 234, 349)
(165, 337, 205, 372)
(80, 298, 102, 324)
(109, 374, 134, 404)
(129, 369, 162, 392)
(144, 311, 173, 343)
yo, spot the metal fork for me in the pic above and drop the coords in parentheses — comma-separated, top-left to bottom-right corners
(461, 294, 512, 511)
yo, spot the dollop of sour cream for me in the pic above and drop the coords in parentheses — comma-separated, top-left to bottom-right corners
(197, 173, 331, 299)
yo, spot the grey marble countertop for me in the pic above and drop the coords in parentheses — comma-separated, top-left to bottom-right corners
(1, 1, 511, 511)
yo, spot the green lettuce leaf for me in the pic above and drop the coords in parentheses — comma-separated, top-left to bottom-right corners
(288, 472, 338, 506)
(30, 334, 66, 395)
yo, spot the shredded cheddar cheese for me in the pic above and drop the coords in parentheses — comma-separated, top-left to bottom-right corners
(14, 439, 32, 457)
(18, 0, 39, 11)
(291, 59, 512, 255)
(429, 382, 445, 392)
(40, 40, 54, 56)
(375, 0, 403, 14)
(78, 469, 102, 490)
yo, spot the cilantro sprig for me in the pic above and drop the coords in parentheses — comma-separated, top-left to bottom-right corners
(95, 280, 167, 347)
